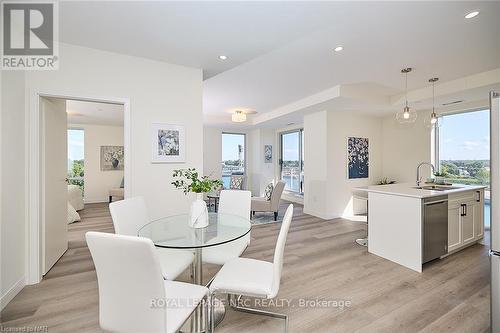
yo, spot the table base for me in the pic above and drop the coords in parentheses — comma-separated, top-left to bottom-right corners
(180, 301, 225, 333)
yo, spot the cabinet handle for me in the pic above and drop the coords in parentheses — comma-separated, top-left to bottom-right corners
(461, 204, 466, 216)
(476, 191, 481, 202)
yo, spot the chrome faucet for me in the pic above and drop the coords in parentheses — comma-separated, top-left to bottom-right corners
(416, 162, 435, 186)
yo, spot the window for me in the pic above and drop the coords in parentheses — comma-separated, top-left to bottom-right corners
(437, 109, 490, 228)
(67, 128, 85, 190)
(222, 133, 245, 188)
(280, 129, 304, 193)
(437, 110, 489, 187)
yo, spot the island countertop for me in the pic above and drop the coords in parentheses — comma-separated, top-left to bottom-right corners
(355, 183, 486, 199)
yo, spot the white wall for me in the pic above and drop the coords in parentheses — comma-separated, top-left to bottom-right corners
(326, 111, 383, 218)
(203, 127, 222, 180)
(1, 71, 26, 309)
(26, 43, 203, 219)
(1, 43, 203, 307)
(69, 123, 124, 203)
(303, 111, 330, 218)
(303, 110, 383, 219)
(382, 110, 433, 183)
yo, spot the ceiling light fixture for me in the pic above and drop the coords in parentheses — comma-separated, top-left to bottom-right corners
(334, 46, 343, 52)
(465, 11, 479, 19)
(429, 77, 439, 125)
(219, 55, 228, 60)
(231, 110, 246, 123)
(395, 67, 417, 124)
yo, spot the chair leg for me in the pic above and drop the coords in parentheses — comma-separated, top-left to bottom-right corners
(209, 292, 216, 333)
(206, 293, 212, 333)
(274, 212, 278, 221)
(229, 294, 288, 333)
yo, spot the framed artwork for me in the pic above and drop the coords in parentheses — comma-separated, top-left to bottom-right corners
(264, 145, 272, 163)
(100, 146, 124, 171)
(152, 123, 185, 163)
(347, 137, 369, 179)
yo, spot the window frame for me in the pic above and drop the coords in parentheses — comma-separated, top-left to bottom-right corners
(434, 107, 490, 187)
(221, 132, 247, 176)
(279, 128, 304, 194)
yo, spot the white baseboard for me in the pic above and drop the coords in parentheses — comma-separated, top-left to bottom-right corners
(302, 208, 340, 220)
(1, 277, 25, 310)
(84, 199, 108, 204)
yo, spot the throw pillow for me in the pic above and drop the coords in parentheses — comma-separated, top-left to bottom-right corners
(264, 183, 274, 201)
(67, 203, 81, 224)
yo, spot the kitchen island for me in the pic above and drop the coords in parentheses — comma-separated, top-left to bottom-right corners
(356, 183, 486, 272)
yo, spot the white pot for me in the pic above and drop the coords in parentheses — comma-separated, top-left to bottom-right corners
(189, 193, 209, 228)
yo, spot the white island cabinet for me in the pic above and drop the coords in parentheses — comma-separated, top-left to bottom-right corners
(356, 183, 485, 273)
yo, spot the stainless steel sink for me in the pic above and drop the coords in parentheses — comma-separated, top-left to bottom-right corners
(413, 185, 460, 191)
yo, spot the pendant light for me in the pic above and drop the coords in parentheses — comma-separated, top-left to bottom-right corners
(429, 77, 439, 125)
(396, 68, 417, 123)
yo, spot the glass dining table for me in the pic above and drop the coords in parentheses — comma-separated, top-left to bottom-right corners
(138, 212, 252, 332)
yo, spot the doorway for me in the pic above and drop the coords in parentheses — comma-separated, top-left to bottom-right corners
(29, 93, 130, 283)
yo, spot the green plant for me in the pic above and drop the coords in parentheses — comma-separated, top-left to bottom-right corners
(377, 177, 395, 185)
(434, 171, 445, 177)
(172, 168, 223, 194)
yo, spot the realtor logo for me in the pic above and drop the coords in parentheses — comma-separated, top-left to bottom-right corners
(1, 1, 58, 70)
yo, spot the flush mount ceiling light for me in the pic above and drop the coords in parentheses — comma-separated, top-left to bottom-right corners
(218, 55, 228, 60)
(465, 11, 479, 19)
(334, 46, 343, 52)
(395, 68, 417, 124)
(231, 110, 246, 122)
(230, 109, 257, 123)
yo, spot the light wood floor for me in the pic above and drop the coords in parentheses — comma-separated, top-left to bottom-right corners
(1, 202, 491, 332)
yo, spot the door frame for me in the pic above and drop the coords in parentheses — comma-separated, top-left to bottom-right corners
(27, 91, 131, 285)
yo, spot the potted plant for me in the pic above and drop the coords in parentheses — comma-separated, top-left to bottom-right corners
(377, 177, 396, 185)
(434, 171, 446, 185)
(172, 168, 222, 228)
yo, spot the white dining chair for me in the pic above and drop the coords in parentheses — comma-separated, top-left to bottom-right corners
(202, 190, 251, 265)
(209, 204, 294, 332)
(86, 232, 210, 333)
(109, 196, 194, 280)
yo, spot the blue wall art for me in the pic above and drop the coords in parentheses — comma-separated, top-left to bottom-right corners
(347, 137, 369, 179)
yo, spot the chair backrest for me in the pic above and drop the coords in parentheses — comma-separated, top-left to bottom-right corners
(270, 204, 293, 298)
(270, 181, 286, 211)
(109, 196, 149, 236)
(229, 175, 245, 190)
(218, 190, 251, 219)
(86, 232, 166, 333)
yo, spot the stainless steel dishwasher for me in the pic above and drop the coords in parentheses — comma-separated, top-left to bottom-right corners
(423, 195, 448, 264)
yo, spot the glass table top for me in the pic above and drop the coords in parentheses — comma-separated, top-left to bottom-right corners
(138, 213, 251, 249)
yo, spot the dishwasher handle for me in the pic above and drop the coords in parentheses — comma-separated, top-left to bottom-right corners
(424, 199, 448, 206)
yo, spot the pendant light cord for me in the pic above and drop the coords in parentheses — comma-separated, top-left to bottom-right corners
(405, 72, 408, 108)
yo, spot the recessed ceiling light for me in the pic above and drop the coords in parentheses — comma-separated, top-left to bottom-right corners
(219, 55, 228, 60)
(465, 11, 479, 19)
(334, 46, 343, 52)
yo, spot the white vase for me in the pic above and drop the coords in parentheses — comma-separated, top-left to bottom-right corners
(189, 193, 209, 228)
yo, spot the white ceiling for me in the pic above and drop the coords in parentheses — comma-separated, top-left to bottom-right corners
(67, 100, 124, 126)
(59, 1, 500, 127)
(60, 1, 338, 79)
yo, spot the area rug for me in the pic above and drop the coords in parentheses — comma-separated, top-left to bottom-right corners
(251, 213, 282, 225)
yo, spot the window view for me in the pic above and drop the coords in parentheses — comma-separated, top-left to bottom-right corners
(67, 129, 85, 190)
(280, 129, 304, 193)
(221, 133, 245, 189)
(438, 109, 490, 227)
